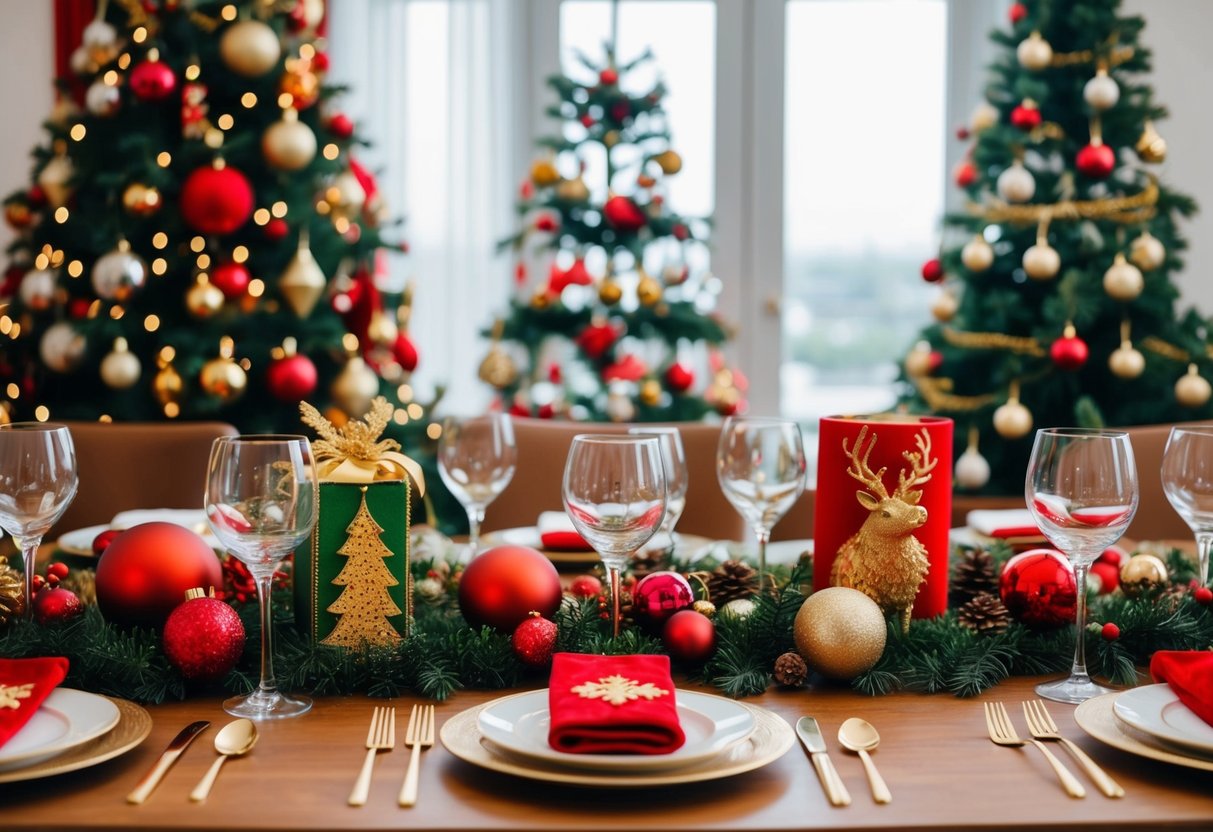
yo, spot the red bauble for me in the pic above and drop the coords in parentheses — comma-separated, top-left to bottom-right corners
(92, 528, 122, 556)
(580, 114, 595, 128)
(163, 594, 246, 680)
(534, 214, 559, 232)
(458, 545, 563, 631)
(393, 332, 419, 373)
(537, 403, 556, 419)
(210, 261, 251, 300)
(266, 353, 318, 402)
(1009, 2, 1028, 23)
(512, 613, 558, 668)
(1076, 143, 1116, 179)
(576, 323, 619, 360)
(1195, 586, 1213, 605)
(1010, 102, 1042, 131)
(672, 223, 690, 241)
(603, 354, 648, 383)
(179, 164, 254, 235)
(264, 217, 289, 240)
(999, 549, 1077, 629)
(96, 522, 223, 626)
(662, 610, 716, 665)
(665, 362, 694, 393)
(633, 571, 695, 633)
(311, 52, 330, 73)
(68, 298, 92, 319)
(1098, 546, 1126, 568)
(599, 68, 619, 86)
(1090, 561, 1119, 594)
(954, 160, 977, 188)
(549, 259, 594, 294)
(611, 101, 631, 122)
(1050, 334, 1089, 371)
(328, 112, 355, 139)
(130, 58, 177, 101)
(33, 587, 83, 626)
(1101, 622, 1120, 641)
(921, 258, 944, 283)
(569, 574, 603, 599)
(603, 195, 647, 233)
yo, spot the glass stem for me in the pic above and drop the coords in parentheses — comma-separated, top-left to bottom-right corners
(467, 505, 485, 558)
(20, 537, 40, 623)
(256, 572, 278, 695)
(1196, 532, 1213, 587)
(609, 564, 622, 639)
(1069, 563, 1091, 684)
(755, 527, 771, 592)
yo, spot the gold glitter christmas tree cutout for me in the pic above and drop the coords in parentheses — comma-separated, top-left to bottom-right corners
(321, 486, 403, 648)
(571, 675, 669, 707)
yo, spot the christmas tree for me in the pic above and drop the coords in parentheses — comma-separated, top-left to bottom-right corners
(0, 1, 425, 434)
(321, 487, 403, 648)
(480, 41, 746, 422)
(901, 0, 1202, 493)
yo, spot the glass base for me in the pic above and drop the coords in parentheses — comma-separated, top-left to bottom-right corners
(1035, 675, 1113, 705)
(224, 688, 312, 720)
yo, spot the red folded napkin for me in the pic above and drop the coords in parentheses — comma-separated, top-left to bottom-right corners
(548, 652, 685, 755)
(1151, 650, 1213, 727)
(0, 657, 70, 749)
(538, 511, 592, 551)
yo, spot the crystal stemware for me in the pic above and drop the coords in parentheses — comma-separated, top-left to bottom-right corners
(205, 435, 317, 719)
(627, 426, 688, 553)
(1026, 428, 1138, 704)
(1161, 425, 1213, 587)
(438, 413, 517, 558)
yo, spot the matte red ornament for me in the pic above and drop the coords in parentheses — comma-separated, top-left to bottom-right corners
(512, 613, 558, 668)
(1050, 333, 1089, 371)
(928, 350, 944, 374)
(569, 574, 603, 598)
(33, 586, 83, 626)
(179, 164, 254, 235)
(611, 101, 631, 122)
(1076, 142, 1116, 179)
(537, 403, 556, 419)
(95, 522, 223, 626)
(999, 549, 1077, 629)
(672, 223, 690, 241)
(68, 299, 92, 319)
(665, 362, 694, 393)
(266, 353, 318, 402)
(458, 545, 562, 631)
(1090, 561, 1119, 594)
(1010, 102, 1042, 131)
(576, 323, 618, 360)
(603, 195, 647, 232)
(599, 68, 619, 86)
(130, 58, 177, 101)
(264, 217, 289, 240)
(921, 258, 944, 283)
(392, 332, 419, 372)
(633, 571, 695, 633)
(1009, 2, 1028, 23)
(1101, 622, 1120, 641)
(46, 562, 69, 581)
(549, 259, 594, 294)
(662, 610, 716, 665)
(311, 52, 330, 73)
(1195, 586, 1213, 605)
(210, 261, 251, 300)
(954, 160, 977, 188)
(580, 114, 595, 128)
(534, 214, 559, 232)
(163, 593, 246, 680)
(328, 112, 355, 139)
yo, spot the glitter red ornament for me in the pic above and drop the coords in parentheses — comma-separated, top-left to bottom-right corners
(162, 589, 246, 680)
(633, 571, 695, 633)
(1050, 329, 1089, 371)
(512, 612, 558, 668)
(1101, 622, 1120, 641)
(1010, 102, 1042, 131)
(1076, 142, 1116, 179)
(458, 545, 563, 631)
(921, 258, 944, 283)
(665, 362, 694, 393)
(130, 56, 177, 101)
(954, 160, 977, 188)
(210, 261, 251, 300)
(662, 610, 716, 665)
(179, 163, 255, 236)
(603, 195, 647, 232)
(999, 549, 1077, 629)
(569, 574, 603, 598)
(96, 522, 223, 626)
(33, 586, 83, 625)
(266, 352, 318, 402)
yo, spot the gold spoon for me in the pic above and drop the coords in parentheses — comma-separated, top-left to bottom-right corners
(189, 718, 258, 802)
(837, 717, 891, 804)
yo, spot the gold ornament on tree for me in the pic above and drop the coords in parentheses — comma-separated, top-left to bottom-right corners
(961, 235, 994, 272)
(598, 278, 623, 306)
(1175, 363, 1212, 408)
(1017, 31, 1054, 71)
(555, 177, 590, 201)
(278, 229, 327, 318)
(186, 275, 225, 318)
(904, 341, 935, 378)
(1119, 553, 1169, 599)
(200, 337, 248, 403)
(793, 587, 887, 680)
(153, 349, 184, 413)
(1129, 231, 1165, 271)
(122, 182, 161, 217)
(931, 290, 959, 323)
(1108, 321, 1145, 379)
(321, 486, 404, 648)
(262, 107, 317, 171)
(953, 426, 991, 491)
(636, 272, 662, 306)
(639, 378, 662, 407)
(100, 337, 141, 389)
(0, 556, 24, 627)
(529, 158, 561, 188)
(654, 149, 682, 175)
(1136, 120, 1167, 163)
(478, 320, 519, 389)
(1023, 224, 1060, 281)
(38, 149, 74, 209)
(325, 171, 366, 220)
(1103, 253, 1143, 301)
(993, 381, 1033, 439)
(331, 340, 381, 417)
(220, 19, 282, 78)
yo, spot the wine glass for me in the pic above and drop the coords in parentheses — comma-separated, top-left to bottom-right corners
(205, 435, 317, 719)
(1161, 425, 1213, 587)
(0, 423, 78, 622)
(1026, 428, 1138, 704)
(716, 417, 807, 587)
(438, 413, 516, 558)
(627, 426, 688, 553)
(563, 435, 666, 637)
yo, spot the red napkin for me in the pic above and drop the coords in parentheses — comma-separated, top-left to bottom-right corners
(538, 511, 592, 551)
(1151, 650, 1213, 727)
(548, 652, 685, 755)
(0, 657, 70, 749)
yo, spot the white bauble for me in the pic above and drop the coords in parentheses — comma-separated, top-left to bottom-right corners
(954, 446, 991, 490)
(219, 20, 282, 78)
(81, 19, 118, 51)
(1023, 243, 1061, 280)
(69, 46, 97, 76)
(1108, 344, 1145, 379)
(37, 156, 74, 208)
(1084, 73, 1120, 111)
(721, 598, 757, 620)
(100, 338, 142, 389)
(1017, 32, 1054, 71)
(961, 236, 994, 272)
(1103, 256, 1144, 301)
(39, 322, 86, 373)
(1129, 232, 1166, 271)
(18, 269, 57, 311)
(993, 400, 1033, 439)
(605, 388, 636, 422)
(931, 291, 959, 323)
(1176, 366, 1213, 408)
(85, 80, 121, 117)
(996, 163, 1036, 203)
(262, 112, 317, 171)
(92, 243, 147, 302)
(970, 101, 999, 133)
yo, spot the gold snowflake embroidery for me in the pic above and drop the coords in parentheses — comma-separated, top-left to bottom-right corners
(0, 683, 34, 710)
(571, 675, 669, 707)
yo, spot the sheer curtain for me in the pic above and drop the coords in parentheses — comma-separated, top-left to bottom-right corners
(328, 0, 520, 414)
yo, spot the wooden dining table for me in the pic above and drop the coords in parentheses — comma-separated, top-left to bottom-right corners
(2, 674, 1211, 831)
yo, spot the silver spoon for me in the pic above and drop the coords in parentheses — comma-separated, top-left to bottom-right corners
(837, 717, 891, 804)
(189, 718, 258, 802)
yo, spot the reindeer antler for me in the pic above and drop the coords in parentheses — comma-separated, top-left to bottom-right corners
(893, 428, 937, 502)
(843, 425, 889, 499)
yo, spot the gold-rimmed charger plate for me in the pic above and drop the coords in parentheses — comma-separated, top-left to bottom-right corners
(441, 696, 794, 787)
(0, 697, 152, 783)
(1074, 691, 1213, 772)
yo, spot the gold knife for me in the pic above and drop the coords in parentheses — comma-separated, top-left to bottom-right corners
(796, 717, 851, 807)
(126, 721, 210, 805)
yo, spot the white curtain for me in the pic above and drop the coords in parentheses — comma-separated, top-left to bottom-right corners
(328, 0, 521, 414)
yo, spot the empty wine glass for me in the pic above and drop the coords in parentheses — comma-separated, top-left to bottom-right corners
(627, 426, 688, 553)
(1162, 425, 1213, 587)
(716, 417, 807, 587)
(0, 423, 77, 622)
(563, 435, 666, 637)
(438, 413, 516, 558)
(206, 435, 317, 719)
(1026, 428, 1138, 704)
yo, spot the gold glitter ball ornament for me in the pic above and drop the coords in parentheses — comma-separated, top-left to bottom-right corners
(598, 279, 623, 305)
(0, 557, 23, 626)
(530, 159, 561, 188)
(478, 346, 519, 389)
(1119, 553, 1169, 599)
(793, 587, 887, 680)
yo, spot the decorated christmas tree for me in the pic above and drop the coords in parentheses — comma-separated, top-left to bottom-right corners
(901, 0, 1202, 493)
(0, 0, 425, 434)
(480, 41, 746, 422)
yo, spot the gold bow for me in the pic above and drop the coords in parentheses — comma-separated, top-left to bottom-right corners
(300, 397, 425, 495)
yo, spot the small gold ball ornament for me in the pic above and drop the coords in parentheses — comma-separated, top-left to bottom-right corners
(1176, 364, 1212, 408)
(38, 155, 74, 209)
(692, 600, 716, 618)
(954, 445, 992, 490)
(1129, 232, 1166, 271)
(961, 236, 994, 272)
(1017, 31, 1054, 71)
(262, 108, 317, 171)
(153, 358, 184, 408)
(530, 159, 561, 188)
(1119, 553, 1169, 599)
(931, 291, 959, 323)
(636, 274, 662, 306)
(220, 20, 282, 78)
(1103, 253, 1144, 301)
(793, 587, 887, 680)
(1023, 242, 1061, 280)
(326, 171, 366, 220)
(603, 130, 621, 148)
(199, 338, 247, 403)
(1108, 342, 1145, 379)
(904, 343, 934, 378)
(186, 276, 225, 319)
(0, 556, 23, 626)
(100, 337, 141, 389)
(639, 378, 662, 407)
(122, 182, 162, 217)
(970, 101, 999, 133)
(555, 177, 590, 201)
(654, 149, 682, 175)
(993, 399, 1033, 439)
(598, 279, 623, 306)
(367, 309, 398, 346)
(279, 67, 320, 109)
(331, 353, 381, 416)
(1136, 121, 1167, 163)
(478, 346, 519, 389)
(39, 322, 86, 373)
(996, 162, 1036, 203)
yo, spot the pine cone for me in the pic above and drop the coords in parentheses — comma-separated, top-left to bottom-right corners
(707, 560, 757, 606)
(62, 568, 96, 607)
(957, 592, 1010, 635)
(773, 651, 808, 687)
(0, 557, 23, 626)
(951, 548, 999, 607)
(629, 547, 672, 580)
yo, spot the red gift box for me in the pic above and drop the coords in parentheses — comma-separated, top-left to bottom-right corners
(0, 657, 70, 749)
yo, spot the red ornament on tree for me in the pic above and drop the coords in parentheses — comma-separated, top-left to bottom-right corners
(512, 612, 558, 668)
(534, 213, 559, 232)
(921, 258, 944, 283)
(1050, 328, 1089, 371)
(328, 112, 355, 139)
(999, 549, 1077, 629)
(577, 322, 619, 360)
(1195, 586, 1212, 605)
(96, 522, 223, 626)
(92, 528, 121, 556)
(264, 217, 289, 240)
(610, 101, 631, 122)
(603, 195, 647, 232)
(33, 586, 83, 626)
(458, 545, 563, 631)
(1101, 622, 1120, 641)
(672, 223, 690, 241)
(599, 68, 619, 86)
(662, 610, 716, 665)
(1090, 560, 1119, 594)
(210, 261, 251, 300)
(549, 259, 594, 294)
(266, 351, 318, 402)
(603, 354, 648, 383)
(1010, 101, 1042, 131)
(580, 114, 595, 128)
(130, 55, 177, 101)
(665, 362, 694, 393)
(163, 589, 246, 680)
(633, 571, 695, 633)
(180, 163, 254, 235)
(569, 574, 603, 598)
(1076, 142, 1116, 179)
(954, 160, 977, 188)
(393, 332, 419, 373)
(1009, 2, 1028, 24)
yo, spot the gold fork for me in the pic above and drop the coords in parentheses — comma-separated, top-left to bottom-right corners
(1023, 700, 1124, 798)
(348, 706, 395, 807)
(984, 702, 1085, 798)
(398, 704, 435, 807)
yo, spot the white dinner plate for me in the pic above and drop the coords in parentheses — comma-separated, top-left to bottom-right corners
(493, 526, 675, 554)
(689, 539, 812, 566)
(0, 688, 121, 771)
(1112, 683, 1213, 755)
(58, 511, 221, 556)
(477, 688, 756, 772)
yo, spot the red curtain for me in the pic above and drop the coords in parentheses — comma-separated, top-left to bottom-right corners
(54, 0, 96, 83)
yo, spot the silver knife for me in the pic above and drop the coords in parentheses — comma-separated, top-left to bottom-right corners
(126, 721, 210, 804)
(796, 717, 851, 807)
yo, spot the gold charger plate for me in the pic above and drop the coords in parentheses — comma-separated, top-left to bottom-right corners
(1074, 691, 1213, 772)
(0, 697, 152, 784)
(441, 696, 794, 787)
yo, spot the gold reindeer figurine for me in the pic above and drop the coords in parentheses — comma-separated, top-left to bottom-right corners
(830, 425, 937, 633)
